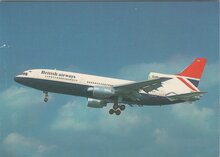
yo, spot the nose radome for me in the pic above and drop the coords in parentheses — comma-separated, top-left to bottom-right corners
(14, 76, 21, 83)
(14, 76, 18, 82)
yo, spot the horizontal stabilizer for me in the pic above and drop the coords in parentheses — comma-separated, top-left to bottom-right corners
(166, 92, 206, 102)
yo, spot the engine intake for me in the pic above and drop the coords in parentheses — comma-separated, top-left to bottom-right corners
(87, 86, 115, 99)
(87, 98, 107, 108)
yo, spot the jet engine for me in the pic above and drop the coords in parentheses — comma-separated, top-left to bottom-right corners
(87, 98, 107, 108)
(87, 86, 115, 99)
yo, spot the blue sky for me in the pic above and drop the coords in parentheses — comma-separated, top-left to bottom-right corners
(0, 2, 219, 157)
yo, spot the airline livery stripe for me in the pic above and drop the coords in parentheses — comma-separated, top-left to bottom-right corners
(187, 78, 199, 87)
(177, 77, 197, 92)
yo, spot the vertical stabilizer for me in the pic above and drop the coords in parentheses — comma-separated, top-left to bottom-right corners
(177, 58, 206, 80)
(148, 58, 206, 96)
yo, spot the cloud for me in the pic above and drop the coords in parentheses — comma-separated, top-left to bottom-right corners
(98, 106, 151, 135)
(51, 99, 151, 135)
(0, 44, 6, 49)
(153, 128, 168, 144)
(0, 86, 54, 147)
(3, 132, 56, 157)
(117, 55, 193, 81)
(51, 100, 93, 131)
(118, 62, 173, 81)
(118, 58, 218, 89)
(200, 62, 219, 89)
(0, 57, 217, 157)
(172, 103, 215, 131)
(0, 85, 42, 108)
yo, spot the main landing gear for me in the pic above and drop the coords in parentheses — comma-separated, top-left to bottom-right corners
(43, 91, 48, 102)
(109, 103, 126, 116)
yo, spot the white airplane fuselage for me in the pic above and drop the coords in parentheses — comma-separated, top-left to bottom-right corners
(14, 69, 175, 106)
(14, 58, 206, 115)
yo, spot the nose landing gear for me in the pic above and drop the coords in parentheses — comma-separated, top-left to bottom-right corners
(43, 91, 48, 102)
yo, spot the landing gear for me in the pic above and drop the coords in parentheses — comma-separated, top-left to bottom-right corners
(119, 105, 125, 111)
(113, 104, 125, 111)
(44, 97, 48, 102)
(109, 101, 125, 116)
(109, 109, 115, 115)
(43, 91, 48, 102)
(115, 109, 121, 116)
(113, 104, 119, 110)
(109, 108, 122, 116)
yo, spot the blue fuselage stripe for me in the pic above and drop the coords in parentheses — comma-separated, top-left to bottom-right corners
(187, 78, 199, 87)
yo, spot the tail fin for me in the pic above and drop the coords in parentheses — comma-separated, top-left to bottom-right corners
(148, 58, 206, 95)
(177, 58, 206, 87)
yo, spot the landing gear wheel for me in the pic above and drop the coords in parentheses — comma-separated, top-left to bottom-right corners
(109, 109, 115, 115)
(43, 91, 48, 103)
(119, 105, 125, 111)
(113, 104, 119, 110)
(44, 97, 48, 102)
(115, 110, 121, 116)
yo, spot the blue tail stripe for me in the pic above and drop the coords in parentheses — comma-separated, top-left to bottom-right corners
(187, 79, 199, 87)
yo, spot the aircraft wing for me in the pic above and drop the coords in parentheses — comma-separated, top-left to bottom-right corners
(113, 77, 170, 100)
(166, 92, 206, 102)
(114, 77, 170, 91)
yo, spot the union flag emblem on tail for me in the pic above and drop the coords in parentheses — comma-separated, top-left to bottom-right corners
(177, 58, 206, 87)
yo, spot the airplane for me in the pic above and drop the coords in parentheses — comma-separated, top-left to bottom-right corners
(14, 58, 206, 115)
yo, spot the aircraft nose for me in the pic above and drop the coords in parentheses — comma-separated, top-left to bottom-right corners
(14, 76, 21, 83)
(14, 76, 18, 82)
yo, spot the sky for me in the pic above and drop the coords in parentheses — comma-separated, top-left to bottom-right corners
(0, 2, 219, 157)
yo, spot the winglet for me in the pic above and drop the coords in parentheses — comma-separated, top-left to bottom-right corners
(177, 58, 206, 79)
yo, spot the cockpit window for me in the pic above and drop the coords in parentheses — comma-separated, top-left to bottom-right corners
(20, 72, 28, 76)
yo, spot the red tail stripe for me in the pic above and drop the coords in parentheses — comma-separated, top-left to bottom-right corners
(177, 77, 198, 92)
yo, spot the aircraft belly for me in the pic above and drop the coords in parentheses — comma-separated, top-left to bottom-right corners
(18, 78, 90, 97)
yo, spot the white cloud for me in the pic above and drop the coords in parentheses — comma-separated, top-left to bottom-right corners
(118, 59, 218, 89)
(4, 132, 33, 146)
(200, 62, 219, 89)
(51, 100, 93, 131)
(0, 86, 42, 107)
(0, 86, 44, 136)
(51, 100, 151, 135)
(153, 128, 168, 144)
(117, 55, 191, 81)
(172, 103, 215, 131)
(3, 132, 56, 156)
(118, 62, 175, 81)
(97, 106, 151, 135)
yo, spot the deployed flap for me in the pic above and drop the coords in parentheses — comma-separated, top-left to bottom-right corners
(114, 77, 170, 92)
(166, 92, 206, 102)
(142, 83, 162, 93)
